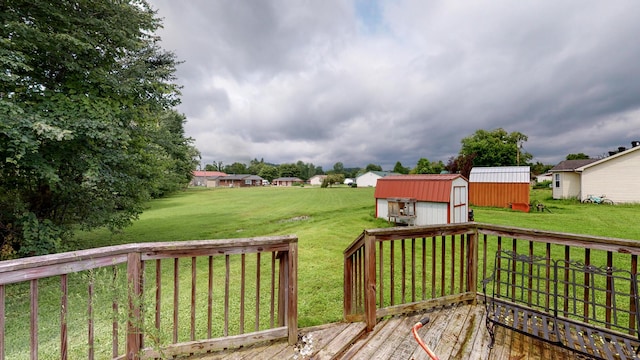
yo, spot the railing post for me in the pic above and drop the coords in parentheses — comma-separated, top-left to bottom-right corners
(363, 233, 377, 331)
(126, 252, 142, 360)
(343, 252, 354, 320)
(467, 227, 479, 301)
(287, 242, 298, 345)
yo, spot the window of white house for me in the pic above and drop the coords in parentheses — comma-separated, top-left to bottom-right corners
(555, 173, 560, 188)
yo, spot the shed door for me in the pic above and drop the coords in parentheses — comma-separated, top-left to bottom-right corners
(452, 186, 468, 223)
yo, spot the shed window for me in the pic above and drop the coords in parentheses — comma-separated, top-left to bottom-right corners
(555, 174, 560, 188)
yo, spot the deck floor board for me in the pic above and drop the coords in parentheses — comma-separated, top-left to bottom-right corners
(187, 303, 574, 359)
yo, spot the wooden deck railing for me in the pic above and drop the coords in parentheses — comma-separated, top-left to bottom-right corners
(0, 235, 298, 360)
(344, 222, 640, 332)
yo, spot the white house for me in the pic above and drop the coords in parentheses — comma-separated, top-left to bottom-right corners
(356, 171, 400, 187)
(551, 142, 640, 203)
(308, 175, 327, 186)
(374, 174, 469, 226)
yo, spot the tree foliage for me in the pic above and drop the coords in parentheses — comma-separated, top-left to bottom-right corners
(0, 0, 197, 258)
(393, 161, 409, 174)
(566, 153, 590, 160)
(365, 163, 382, 172)
(460, 128, 532, 167)
(410, 158, 445, 174)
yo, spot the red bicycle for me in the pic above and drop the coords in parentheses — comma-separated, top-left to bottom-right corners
(412, 317, 440, 360)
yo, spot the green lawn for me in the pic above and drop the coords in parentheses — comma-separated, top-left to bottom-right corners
(72, 186, 640, 327)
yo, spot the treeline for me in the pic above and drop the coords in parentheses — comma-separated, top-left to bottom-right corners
(204, 128, 555, 182)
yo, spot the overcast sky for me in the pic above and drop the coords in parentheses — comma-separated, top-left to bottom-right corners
(149, 0, 640, 170)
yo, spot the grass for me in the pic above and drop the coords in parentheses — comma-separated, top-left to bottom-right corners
(72, 186, 640, 326)
(5, 186, 640, 358)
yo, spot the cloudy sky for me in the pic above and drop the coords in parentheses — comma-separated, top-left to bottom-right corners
(149, 0, 640, 170)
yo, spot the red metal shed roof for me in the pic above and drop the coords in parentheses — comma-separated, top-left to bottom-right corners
(374, 174, 466, 203)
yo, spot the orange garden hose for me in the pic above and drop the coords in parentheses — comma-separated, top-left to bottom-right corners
(412, 317, 440, 360)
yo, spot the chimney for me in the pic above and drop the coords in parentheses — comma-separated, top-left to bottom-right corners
(632, 141, 640, 148)
(618, 146, 627, 152)
(608, 151, 617, 156)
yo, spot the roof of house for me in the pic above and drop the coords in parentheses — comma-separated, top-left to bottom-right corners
(469, 166, 530, 183)
(576, 145, 640, 171)
(551, 159, 598, 172)
(358, 171, 400, 178)
(374, 174, 466, 203)
(221, 174, 263, 181)
(193, 171, 227, 177)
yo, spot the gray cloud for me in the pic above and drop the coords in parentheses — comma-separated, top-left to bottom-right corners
(151, 0, 640, 169)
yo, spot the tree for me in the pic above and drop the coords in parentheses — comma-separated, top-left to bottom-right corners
(0, 0, 195, 258)
(393, 161, 409, 174)
(278, 163, 300, 178)
(566, 153, 590, 160)
(410, 158, 444, 174)
(332, 162, 344, 174)
(365, 164, 382, 172)
(321, 173, 345, 188)
(224, 162, 248, 174)
(258, 165, 279, 182)
(459, 128, 532, 167)
(445, 153, 477, 179)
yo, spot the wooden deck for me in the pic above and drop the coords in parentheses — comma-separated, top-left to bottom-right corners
(188, 303, 573, 359)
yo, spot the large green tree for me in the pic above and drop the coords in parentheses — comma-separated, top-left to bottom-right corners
(460, 128, 532, 167)
(0, 0, 196, 258)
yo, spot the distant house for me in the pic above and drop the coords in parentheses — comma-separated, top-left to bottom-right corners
(272, 177, 304, 187)
(551, 142, 640, 203)
(308, 175, 327, 186)
(218, 174, 264, 188)
(356, 171, 400, 187)
(535, 172, 553, 183)
(374, 174, 469, 225)
(550, 159, 598, 200)
(469, 166, 530, 211)
(191, 170, 227, 187)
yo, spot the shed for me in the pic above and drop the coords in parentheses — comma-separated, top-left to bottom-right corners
(374, 174, 469, 226)
(469, 166, 530, 211)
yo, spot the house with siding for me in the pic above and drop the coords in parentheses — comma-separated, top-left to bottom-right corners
(374, 174, 469, 226)
(191, 171, 227, 187)
(218, 174, 264, 188)
(272, 177, 304, 187)
(308, 175, 327, 186)
(551, 142, 640, 203)
(469, 166, 530, 211)
(550, 159, 598, 200)
(356, 171, 400, 187)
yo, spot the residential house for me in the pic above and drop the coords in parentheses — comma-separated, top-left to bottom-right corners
(355, 171, 400, 187)
(551, 142, 640, 203)
(308, 175, 327, 186)
(191, 171, 227, 187)
(218, 174, 264, 188)
(272, 177, 304, 187)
